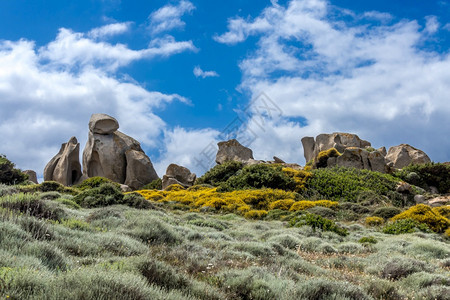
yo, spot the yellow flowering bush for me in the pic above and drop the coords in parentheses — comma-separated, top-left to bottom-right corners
(244, 210, 268, 219)
(391, 204, 450, 233)
(281, 167, 312, 192)
(289, 200, 339, 211)
(432, 205, 450, 219)
(268, 199, 295, 210)
(365, 216, 384, 226)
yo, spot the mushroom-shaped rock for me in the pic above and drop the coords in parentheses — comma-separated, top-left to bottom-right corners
(216, 139, 254, 165)
(88, 113, 119, 135)
(385, 144, 431, 169)
(83, 114, 158, 189)
(162, 164, 196, 190)
(44, 136, 82, 185)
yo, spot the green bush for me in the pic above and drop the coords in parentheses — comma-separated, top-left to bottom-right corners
(289, 213, 348, 236)
(75, 176, 118, 191)
(121, 193, 153, 209)
(380, 257, 428, 280)
(358, 236, 377, 244)
(20, 181, 79, 195)
(142, 178, 162, 190)
(382, 219, 431, 235)
(0, 155, 28, 185)
(137, 259, 189, 290)
(0, 193, 66, 221)
(395, 162, 450, 193)
(196, 161, 243, 186)
(218, 164, 296, 192)
(73, 183, 123, 208)
(305, 166, 400, 202)
(373, 206, 403, 220)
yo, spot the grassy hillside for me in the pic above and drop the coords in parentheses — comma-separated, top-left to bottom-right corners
(0, 163, 449, 299)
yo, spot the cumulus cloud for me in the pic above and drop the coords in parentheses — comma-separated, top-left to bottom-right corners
(148, 0, 195, 35)
(88, 22, 132, 39)
(193, 66, 219, 78)
(0, 20, 195, 176)
(216, 0, 450, 164)
(154, 127, 220, 176)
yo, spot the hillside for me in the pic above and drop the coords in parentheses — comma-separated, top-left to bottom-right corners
(0, 157, 449, 299)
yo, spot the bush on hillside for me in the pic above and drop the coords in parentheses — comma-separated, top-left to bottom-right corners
(395, 163, 450, 193)
(390, 204, 449, 233)
(305, 166, 400, 202)
(0, 155, 28, 185)
(382, 219, 432, 235)
(142, 178, 162, 190)
(73, 183, 124, 208)
(19, 181, 78, 195)
(218, 164, 297, 192)
(289, 213, 348, 236)
(196, 161, 243, 186)
(75, 177, 119, 191)
(0, 193, 66, 221)
(373, 207, 403, 220)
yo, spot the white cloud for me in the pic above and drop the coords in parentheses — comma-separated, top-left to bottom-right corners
(444, 23, 450, 31)
(0, 20, 194, 177)
(216, 0, 450, 164)
(362, 11, 393, 22)
(193, 66, 219, 78)
(149, 0, 195, 35)
(154, 127, 220, 176)
(88, 22, 132, 39)
(39, 28, 196, 72)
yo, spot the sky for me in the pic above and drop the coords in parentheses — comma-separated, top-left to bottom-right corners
(0, 0, 449, 180)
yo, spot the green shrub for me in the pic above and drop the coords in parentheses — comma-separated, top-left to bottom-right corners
(289, 213, 348, 236)
(196, 161, 243, 186)
(142, 178, 162, 190)
(126, 217, 181, 245)
(24, 242, 68, 271)
(305, 166, 400, 202)
(218, 164, 297, 192)
(20, 181, 79, 195)
(73, 183, 123, 208)
(188, 219, 228, 231)
(380, 257, 428, 280)
(121, 193, 153, 209)
(137, 259, 189, 290)
(358, 236, 377, 244)
(75, 176, 118, 191)
(306, 206, 336, 218)
(296, 278, 371, 300)
(0, 155, 28, 185)
(395, 162, 450, 193)
(39, 191, 61, 200)
(382, 219, 431, 234)
(391, 204, 450, 233)
(0, 193, 66, 221)
(373, 206, 402, 220)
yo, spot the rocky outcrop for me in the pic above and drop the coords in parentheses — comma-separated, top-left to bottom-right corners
(44, 136, 82, 185)
(23, 170, 38, 184)
(301, 133, 371, 163)
(216, 139, 254, 165)
(385, 144, 431, 169)
(327, 147, 387, 173)
(162, 164, 196, 190)
(82, 114, 158, 190)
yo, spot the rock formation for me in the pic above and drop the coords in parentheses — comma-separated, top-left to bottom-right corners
(162, 164, 196, 190)
(326, 147, 388, 173)
(216, 139, 254, 165)
(385, 144, 431, 169)
(82, 114, 158, 190)
(23, 170, 38, 184)
(301, 133, 371, 163)
(44, 136, 82, 185)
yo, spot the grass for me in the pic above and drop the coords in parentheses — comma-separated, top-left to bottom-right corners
(0, 169, 449, 299)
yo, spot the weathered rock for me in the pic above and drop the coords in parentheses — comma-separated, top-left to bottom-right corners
(396, 182, 413, 193)
(302, 132, 371, 163)
(273, 156, 285, 163)
(23, 170, 38, 184)
(120, 184, 132, 193)
(326, 147, 387, 173)
(88, 113, 119, 135)
(124, 149, 158, 190)
(216, 139, 254, 165)
(162, 164, 196, 190)
(427, 196, 450, 207)
(385, 144, 431, 169)
(414, 195, 426, 204)
(83, 114, 158, 189)
(44, 136, 82, 186)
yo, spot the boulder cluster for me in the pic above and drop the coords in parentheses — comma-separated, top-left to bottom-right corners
(43, 113, 432, 191)
(301, 132, 431, 173)
(44, 114, 159, 190)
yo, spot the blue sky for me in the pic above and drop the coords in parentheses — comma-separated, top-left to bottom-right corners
(0, 0, 449, 179)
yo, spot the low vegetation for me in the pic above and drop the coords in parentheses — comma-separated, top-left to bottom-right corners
(0, 162, 449, 299)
